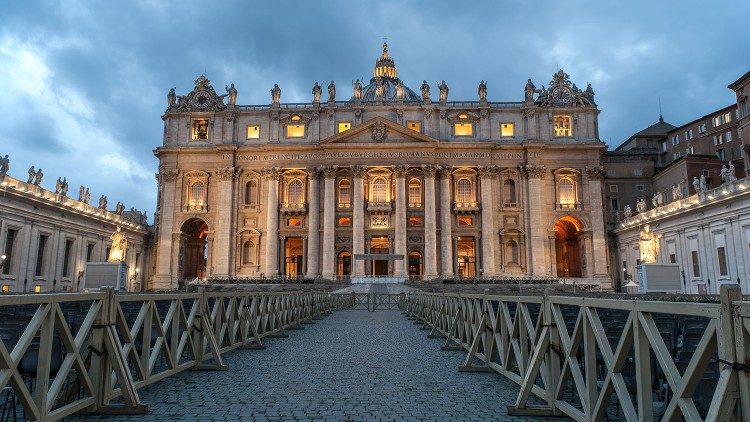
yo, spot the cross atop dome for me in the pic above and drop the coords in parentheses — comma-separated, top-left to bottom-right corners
(374, 41, 397, 79)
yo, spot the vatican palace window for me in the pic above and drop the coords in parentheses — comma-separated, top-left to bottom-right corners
(408, 178, 422, 207)
(287, 179, 304, 205)
(453, 113, 473, 136)
(192, 119, 209, 140)
(553, 115, 572, 137)
(557, 177, 576, 208)
(503, 179, 517, 206)
(287, 115, 305, 138)
(246, 125, 260, 139)
(338, 179, 351, 207)
(338, 122, 351, 133)
(407, 121, 421, 132)
(189, 181, 206, 210)
(500, 123, 514, 137)
(241, 241, 255, 265)
(456, 178, 474, 203)
(371, 177, 388, 203)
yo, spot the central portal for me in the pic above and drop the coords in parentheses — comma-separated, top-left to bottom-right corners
(370, 236, 390, 276)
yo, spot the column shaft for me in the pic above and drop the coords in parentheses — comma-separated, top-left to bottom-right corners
(321, 169, 336, 278)
(264, 170, 279, 276)
(423, 168, 438, 279)
(212, 167, 236, 278)
(394, 169, 407, 276)
(153, 172, 178, 289)
(524, 166, 550, 275)
(306, 170, 320, 277)
(352, 169, 365, 276)
(439, 170, 454, 276)
(480, 169, 497, 277)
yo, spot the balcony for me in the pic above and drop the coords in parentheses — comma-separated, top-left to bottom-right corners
(556, 202, 582, 211)
(367, 201, 392, 212)
(280, 202, 307, 215)
(452, 201, 479, 213)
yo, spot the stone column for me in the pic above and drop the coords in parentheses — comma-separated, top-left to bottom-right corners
(585, 166, 610, 280)
(522, 164, 550, 275)
(582, 231, 594, 278)
(439, 167, 454, 276)
(212, 166, 238, 278)
(352, 166, 366, 276)
(305, 167, 320, 277)
(394, 166, 408, 276)
(302, 236, 308, 276)
(153, 168, 179, 289)
(422, 165, 439, 279)
(479, 166, 498, 277)
(263, 168, 280, 276)
(321, 166, 337, 278)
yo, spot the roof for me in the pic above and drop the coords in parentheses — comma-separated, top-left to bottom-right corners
(664, 104, 737, 134)
(728, 70, 750, 91)
(632, 117, 676, 138)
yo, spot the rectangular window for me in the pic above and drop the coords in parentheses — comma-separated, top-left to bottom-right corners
(661, 141, 667, 152)
(287, 124, 305, 138)
(691, 250, 700, 277)
(86, 243, 95, 262)
(671, 135, 679, 146)
(62, 239, 74, 278)
(407, 121, 421, 132)
(191, 119, 209, 140)
(726, 131, 732, 142)
(713, 116, 721, 127)
(35, 235, 48, 277)
(2, 228, 18, 275)
(246, 125, 260, 139)
(698, 123, 706, 134)
(685, 129, 693, 140)
(632, 168, 643, 176)
(553, 115, 572, 137)
(500, 123, 514, 137)
(337, 122, 351, 133)
(458, 217, 473, 226)
(636, 184, 644, 191)
(610, 198, 619, 211)
(337, 217, 351, 227)
(740, 100, 748, 117)
(409, 217, 422, 226)
(717, 149, 725, 161)
(609, 185, 618, 192)
(723, 112, 731, 124)
(453, 123, 473, 136)
(716, 246, 728, 276)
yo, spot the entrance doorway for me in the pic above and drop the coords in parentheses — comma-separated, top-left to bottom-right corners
(284, 237, 304, 277)
(554, 216, 583, 277)
(370, 236, 390, 276)
(456, 237, 476, 278)
(337, 251, 351, 278)
(408, 251, 423, 279)
(179, 218, 208, 280)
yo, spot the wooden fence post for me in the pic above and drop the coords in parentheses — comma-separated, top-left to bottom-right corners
(705, 284, 742, 421)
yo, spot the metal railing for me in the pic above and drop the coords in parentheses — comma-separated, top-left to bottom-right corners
(401, 285, 750, 421)
(0, 289, 353, 420)
(346, 293, 403, 312)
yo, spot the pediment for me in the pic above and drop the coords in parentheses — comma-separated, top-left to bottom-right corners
(321, 117, 438, 145)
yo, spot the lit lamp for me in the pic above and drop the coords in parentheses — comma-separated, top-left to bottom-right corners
(130, 268, 140, 291)
(622, 266, 639, 293)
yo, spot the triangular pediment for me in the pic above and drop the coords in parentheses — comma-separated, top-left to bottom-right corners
(321, 116, 438, 145)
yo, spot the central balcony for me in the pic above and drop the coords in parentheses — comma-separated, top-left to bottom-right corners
(367, 201, 392, 212)
(280, 202, 307, 215)
(452, 201, 479, 214)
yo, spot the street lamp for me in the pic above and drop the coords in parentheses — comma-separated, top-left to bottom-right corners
(622, 266, 638, 291)
(130, 267, 140, 291)
(0, 254, 6, 271)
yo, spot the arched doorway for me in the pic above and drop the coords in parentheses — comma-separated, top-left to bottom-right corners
(408, 251, 423, 279)
(554, 216, 583, 277)
(337, 251, 351, 279)
(179, 218, 208, 281)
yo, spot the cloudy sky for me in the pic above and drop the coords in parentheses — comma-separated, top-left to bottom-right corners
(1, 1, 747, 217)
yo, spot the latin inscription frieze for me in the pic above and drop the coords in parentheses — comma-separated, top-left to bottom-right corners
(222, 151, 524, 162)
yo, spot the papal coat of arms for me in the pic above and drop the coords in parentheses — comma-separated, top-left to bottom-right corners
(371, 121, 387, 142)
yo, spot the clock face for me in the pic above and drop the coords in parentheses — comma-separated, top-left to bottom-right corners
(551, 87, 572, 104)
(192, 90, 211, 108)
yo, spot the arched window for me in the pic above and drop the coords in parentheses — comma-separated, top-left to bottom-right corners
(287, 179, 304, 204)
(408, 178, 422, 207)
(244, 180, 258, 205)
(506, 240, 519, 265)
(338, 179, 351, 207)
(558, 178, 576, 207)
(503, 179, 516, 205)
(189, 182, 205, 208)
(456, 178, 473, 203)
(242, 241, 254, 265)
(371, 177, 388, 203)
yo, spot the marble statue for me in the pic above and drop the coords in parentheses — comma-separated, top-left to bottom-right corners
(33, 168, 43, 186)
(639, 224, 662, 264)
(671, 184, 683, 201)
(693, 176, 702, 194)
(60, 177, 68, 197)
(167, 87, 176, 107)
(524, 79, 536, 102)
(0, 154, 9, 178)
(395, 80, 405, 100)
(420, 80, 431, 102)
(78, 185, 85, 201)
(107, 226, 127, 262)
(374, 77, 385, 99)
(720, 165, 731, 184)
(623, 204, 632, 218)
(271, 84, 281, 105)
(84, 188, 91, 204)
(585, 83, 595, 104)
(115, 201, 125, 214)
(27, 166, 36, 184)
(651, 191, 663, 208)
(636, 198, 647, 213)
(478, 80, 487, 102)
(226, 83, 237, 106)
(98, 195, 108, 210)
(438, 80, 449, 103)
(352, 79, 363, 101)
(728, 161, 738, 183)
(700, 173, 708, 192)
(327, 80, 336, 102)
(312, 82, 322, 103)
(54, 177, 62, 194)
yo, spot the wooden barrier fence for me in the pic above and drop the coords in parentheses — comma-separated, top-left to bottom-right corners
(0, 288, 353, 421)
(401, 285, 750, 422)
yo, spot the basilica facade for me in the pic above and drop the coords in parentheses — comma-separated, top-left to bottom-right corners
(151, 43, 610, 289)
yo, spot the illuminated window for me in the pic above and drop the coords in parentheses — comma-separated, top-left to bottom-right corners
(244, 180, 258, 205)
(407, 121, 421, 132)
(338, 179, 351, 207)
(189, 182, 206, 208)
(287, 179, 304, 205)
(34, 285, 42, 293)
(242, 241, 255, 265)
(553, 115, 572, 137)
(408, 178, 421, 207)
(458, 217, 473, 226)
(192, 119, 209, 140)
(287, 218, 302, 227)
(500, 123, 514, 137)
(456, 178, 473, 203)
(454, 123, 473, 136)
(338, 217, 351, 226)
(558, 178, 575, 206)
(287, 116, 305, 138)
(1, 284, 10, 293)
(338, 122, 351, 133)
(246, 125, 260, 139)
(409, 217, 422, 226)
(371, 177, 388, 203)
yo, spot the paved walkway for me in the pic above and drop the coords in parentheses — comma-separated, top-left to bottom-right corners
(79, 310, 555, 421)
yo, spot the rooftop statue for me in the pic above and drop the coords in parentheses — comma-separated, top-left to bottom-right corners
(374, 77, 385, 99)
(636, 198, 647, 213)
(84, 187, 91, 204)
(671, 183, 683, 201)
(78, 185, 85, 201)
(524, 79, 536, 102)
(55, 177, 62, 194)
(0, 154, 8, 178)
(107, 227, 127, 263)
(700, 173, 708, 192)
(692, 176, 701, 194)
(60, 177, 68, 197)
(478, 80, 487, 102)
(352, 79, 363, 101)
(327, 80, 336, 102)
(98, 195, 108, 210)
(729, 161, 738, 182)
(420, 80, 430, 102)
(226, 83, 237, 106)
(438, 80, 449, 103)
(720, 165, 731, 184)
(395, 80, 405, 100)
(312, 82, 322, 103)
(622, 204, 632, 218)
(27, 166, 36, 184)
(167, 87, 176, 108)
(271, 84, 281, 105)
(33, 168, 43, 186)
(639, 224, 662, 264)
(651, 191, 663, 208)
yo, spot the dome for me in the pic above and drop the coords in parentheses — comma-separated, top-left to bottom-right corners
(352, 42, 421, 102)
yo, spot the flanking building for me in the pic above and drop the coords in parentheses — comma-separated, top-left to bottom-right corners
(152, 43, 611, 289)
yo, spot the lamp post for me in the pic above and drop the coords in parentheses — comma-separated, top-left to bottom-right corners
(622, 266, 638, 293)
(0, 254, 6, 270)
(129, 267, 140, 292)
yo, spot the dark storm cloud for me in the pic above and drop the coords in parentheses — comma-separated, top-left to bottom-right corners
(0, 0, 747, 216)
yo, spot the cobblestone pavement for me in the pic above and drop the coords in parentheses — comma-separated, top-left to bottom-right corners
(78, 310, 561, 421)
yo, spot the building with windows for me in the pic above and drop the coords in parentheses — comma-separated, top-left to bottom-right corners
(729, 71, 750, 173)
(661, 104, 740, 164)
(0, 170, 150, 293)
(151, 43, 611, 289)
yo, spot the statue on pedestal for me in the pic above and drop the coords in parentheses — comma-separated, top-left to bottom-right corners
(271, 84, 281, 105)
(98, 195, 108, 210)
(623, 204, 632, 218)
(352, 79, 363, 101)
(421, 80, 431, 102)
(60, 177, 68, 197)
(651, 191, 663, 208)
(671, 183, 683, 201)
(478, 80, 487, 102)
(395, 81, 405, 100)
(692, 176, 701, 194)
(33, 168, 43, 186)
(639, 224, 661, 264)
(167, 87, 176, 108)
(27, 166, 36, 184)
(107, 227, 127, 262)
(312, 82, 322, 103)
(524, 79, 536, 102)
(636, 198, 647, 213)
(720, 165, 731, 184)
(438, 80, 449, 103)
(728, 161, 738, 182)
(0, 155, 9, 178)
(327, 80, 336, 102)
(115, 202, 125, 214)
(700, 173, 708, 192)
(225, 83, 237, 106)
(84, 188, 91, 205)
(78, 186, 85, 201)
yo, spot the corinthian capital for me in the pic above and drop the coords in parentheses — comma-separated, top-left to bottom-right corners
(519, 164, 547, 179)
(351, 165, 367, 178)
(585, 166, 606, 180)
(159, 167, 180, 183)
(437, 166, 452, 179)
(322, 165, 338, 179)
(261, 167, 282, 180)
(393, 165, 409, 178)
(215, 166, 237, 180)
(421, 164, 437, 177)
(478, 165, 499, 178)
